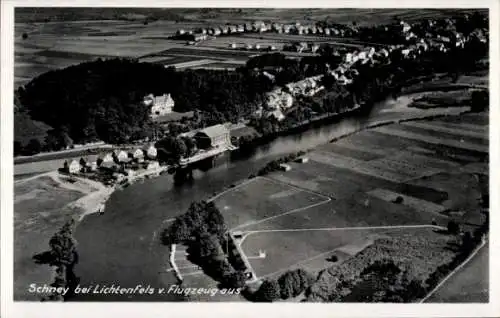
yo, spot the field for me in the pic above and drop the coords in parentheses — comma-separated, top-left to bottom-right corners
(207, 111, 488, 302)
(15, 8, 485, 87)
(14, 174, 89, 300)
(424, 243, 489, 303)
(14, 172, 113, 300)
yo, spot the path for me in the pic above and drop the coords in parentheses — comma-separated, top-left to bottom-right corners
(420, 239, 487, 303)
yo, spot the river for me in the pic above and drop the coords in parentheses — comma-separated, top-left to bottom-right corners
(72, 94, 468, 301)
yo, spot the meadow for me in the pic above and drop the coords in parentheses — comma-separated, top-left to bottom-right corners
(14, 174, 88, 300)
(209, 111, 488, 300)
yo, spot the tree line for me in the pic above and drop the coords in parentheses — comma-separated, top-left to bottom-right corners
(161, 201, 248, 289)
(32, 219, 80, 301)
(15, 58, 272, 151)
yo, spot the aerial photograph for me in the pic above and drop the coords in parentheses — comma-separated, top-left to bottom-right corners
(13, 7, 489, 303)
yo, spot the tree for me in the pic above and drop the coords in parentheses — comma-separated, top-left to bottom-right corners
(173, 138, 188, 159)
(254, 279, 280, 302)
(461, 231, 475, 252)
(24, 138, 42, 155)
(14, 141, 23, 156)
(223, 270, 247, 288)
(183, 137, 197, 157)
(447, 220, 460, 235)
(470, 90, 488, 112)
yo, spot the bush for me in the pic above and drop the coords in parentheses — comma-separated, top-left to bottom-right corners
(393, 196, 404, 204)
(254, 279, 281, 302)
(447, 220, 460, 235)
(327, 255, 338, 262)
(277, 268, 316, 300)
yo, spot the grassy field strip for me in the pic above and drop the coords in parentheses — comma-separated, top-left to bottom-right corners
(420, 239, 487, 303)
(317, 143, 383, 161)
(372, 125, 488, 153)
(310, 150, 364, 170)
(250, 224, 446, 280)
(170, 59, 218, 69)
(365, 158, 433, 180)
(232, 199, 331, 231)
(269, 174, 329, 197)
(401, 121, 488, 140)
(460, 162, 489, 175)
(138, 55, 174, 63)
(310, 152, 411, 183)
(398, 150, 462, 170)
(367, 188, 447, 216)
(428, 120, 488, 134)
(260, 176, 331, 201)
(334, 138, 400, 157)
(399, 123, 488, 146)
(461, 112, 489, 124)
(208, 177, 259, 202)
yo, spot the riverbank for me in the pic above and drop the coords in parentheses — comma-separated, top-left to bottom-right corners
(13, 163, 170, 301)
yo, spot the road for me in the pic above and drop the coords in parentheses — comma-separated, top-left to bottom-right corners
(422, 240, 489, 303)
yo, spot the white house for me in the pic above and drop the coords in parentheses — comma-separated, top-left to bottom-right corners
(97, 152, 114, 166)
(129, 148, 145, 162)
(64, 159, 81, 174)
(143, 144, 158, 159)
(146, 161, 160, 170)
(80, 155, 98, 172)
(266, 109, 285, 121)
(144, 93, 175, 118)
(113, 150, 129, 163)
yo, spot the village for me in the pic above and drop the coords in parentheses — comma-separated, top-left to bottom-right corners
(60, 14, 488, 184)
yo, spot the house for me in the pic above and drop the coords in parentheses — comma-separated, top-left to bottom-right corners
(129, 148, 145, 162)
(296, 157, 309, 163)
(266, 109, 285, 121)
(113, 150, 129, 163)
(279, 163, 292, 171)
(143, 93, 175, 118)
(400, 21, 412, 33)
(64, 159, 81, 174)
(192, 33, 207, 42)
(194, 124, 231, 150)
(146, 161, 160, 170)
(142, 144, 158, 159)
(80, 155, 98, 172)
(97, 152, 114, 166)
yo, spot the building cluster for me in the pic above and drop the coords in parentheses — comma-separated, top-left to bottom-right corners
(175, 21, 356, 43)
(283, 42, 320, 53)
(255, 75, 324, 121)
(228, 42, 278, 52)
(250, 14, 488, 124)
(62, 144, 159, 181)
(143, 93, 175, 118)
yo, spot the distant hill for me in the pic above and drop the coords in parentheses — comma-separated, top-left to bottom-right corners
(15, 8, 488, 26)
(14, 8, 193, 23)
